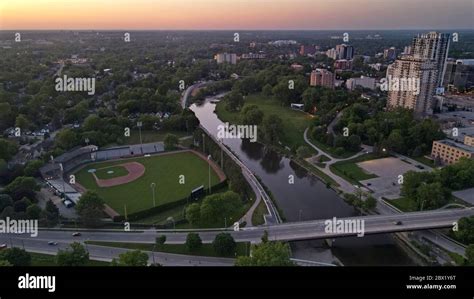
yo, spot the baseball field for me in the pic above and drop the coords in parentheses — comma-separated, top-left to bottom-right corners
(74, 150, 223, 215)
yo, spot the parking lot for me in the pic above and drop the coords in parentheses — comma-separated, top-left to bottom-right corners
(357, 157, 428, 200)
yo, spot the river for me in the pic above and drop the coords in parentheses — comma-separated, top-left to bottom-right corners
(190, 98, 415, 266)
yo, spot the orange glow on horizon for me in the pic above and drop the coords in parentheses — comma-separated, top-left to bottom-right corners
(1, 0, 472, 30)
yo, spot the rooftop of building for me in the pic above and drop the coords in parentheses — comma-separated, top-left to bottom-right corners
(434, 139, 474, 153)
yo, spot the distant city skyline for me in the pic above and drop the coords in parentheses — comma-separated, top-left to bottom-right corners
(1, 0, 473, 30)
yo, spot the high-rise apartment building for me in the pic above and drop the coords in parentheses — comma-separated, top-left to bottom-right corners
(335, 44, 354, 60)
(410, 32, 450, 87)
(310, 69, 334, 89)
(386, 32, 449, 116)
(386, 58, 438, 115)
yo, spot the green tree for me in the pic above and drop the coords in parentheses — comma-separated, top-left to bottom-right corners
(466, 244, 474, 266)
(364, 195, 377, 210)
(185, 203, 201, 226)
(454, 216, 474, 245)
(212, 233, 236, 256)
(415, 182, 447, 210)
(26, 204, 42, 219)
(112, 250, 148, 266)
(164, 134, 179, 150)
(0, 194, 13, 212)
(241, 105, 264, 126)
(57, 242, 89, 266)
(262, 84, 273, 96)
(199, 191, 242, 226)
(0, 248, 31, 266)
(15, 114, 31, 131)
(40, 200, 59, 227)
(76, 191, 105, 214)
(225, 92, 244, 112)
(185, 233, 202, 252)
(0, 139, 18, 161)
(0, 260, 12, 266)
(55, 128, 79, 150)
(235, 241, 294, 266)
(5, 176, 39, 201)
(262, 114, 283, 145)
(23, 160, 44, 177)
(296, 146, 312, 159)
(75, 191, 105, 227)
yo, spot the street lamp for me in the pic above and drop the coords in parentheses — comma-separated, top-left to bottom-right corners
(207, 155, 212, 193)
(150, 182, 156, 207)
(167, 217, 175, 230)
(421, 199, 426, 211)
(202, 133, 205, 153)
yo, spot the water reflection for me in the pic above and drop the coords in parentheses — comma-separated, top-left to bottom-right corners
(190, 99, 415, 266)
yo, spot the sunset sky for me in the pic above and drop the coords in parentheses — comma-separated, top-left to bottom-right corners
(0, 0, 473, 30)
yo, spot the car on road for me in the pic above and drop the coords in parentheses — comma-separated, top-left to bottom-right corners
(48, 241, 58, 246)
(72, 232, 82, 237)
(394, 221, 403, 225)
(415, 165, 424, 170)
(0, 244, 7, 250)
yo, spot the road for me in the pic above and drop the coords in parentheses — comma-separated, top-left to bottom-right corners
(4, 208, 472, 249)
(378, 199, 468, 258)
(0, 236, 234, 266)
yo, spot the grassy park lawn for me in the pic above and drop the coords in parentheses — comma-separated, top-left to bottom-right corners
(86, 241, 250, 258)
(251, 200, 268, 226)
(330, 154, 378, 185)
(388, 197, 415, 212)
(94, 165, 129, 180)
(216, 93, 314, 150)
(75, 151, 221, 215)
(308, 136, 358, 159)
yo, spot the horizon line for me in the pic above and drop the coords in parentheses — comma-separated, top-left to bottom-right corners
(1, 28, 473, 32)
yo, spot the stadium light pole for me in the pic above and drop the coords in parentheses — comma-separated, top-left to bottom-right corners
(137, 121, 143, 153)
(207, 155, 212, 193)
(151, 182, 156, 207)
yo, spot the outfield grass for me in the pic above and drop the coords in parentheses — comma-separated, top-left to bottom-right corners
(215, 93, 314, 150)
(330, 154, 379, 185)
(86, 241, 250, 258)
(75, 151, 221, 214)
(94, 165, 129, 180)
(30, 252, 109, 266)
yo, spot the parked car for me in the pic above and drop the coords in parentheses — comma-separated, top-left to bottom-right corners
(0, 244, 7, 250)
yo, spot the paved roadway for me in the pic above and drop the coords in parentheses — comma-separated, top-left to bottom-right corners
(0, 236, 234, 266)
(3, 208, 472, 246)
